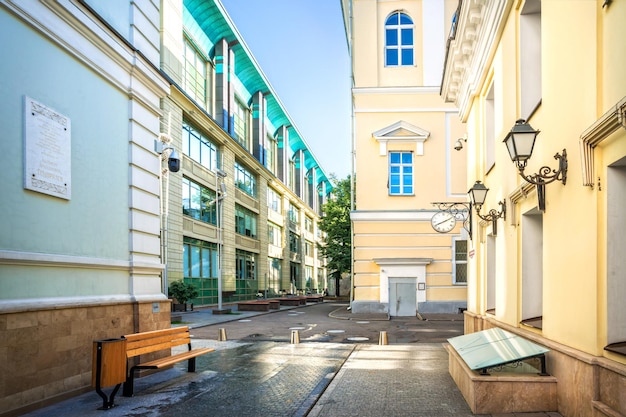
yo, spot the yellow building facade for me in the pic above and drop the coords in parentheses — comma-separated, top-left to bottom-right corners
(441, 1, 626, 416)
(342, 0, 468, 315)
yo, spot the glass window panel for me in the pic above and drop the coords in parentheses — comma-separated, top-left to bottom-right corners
(403, 174, 413, 185)
(403, 185, 413, 194)
(387, 14, 398, 25)
(183, 244, 190, 277)
(402, 49, 414, 65)
(189, 135, 200, 161)
(456, 240, 468, 260)
(390, 185, 400, 194)
(456, 264, 467, 283)
(401, 152, 412, 163)
(201, 247, 210, 277)
(191, 246, 201, 277)
(211, 249, 218, 277)
(399, 13, 413, 24)
(386, 29, 398, 46)
(386, 49, 398, 66)
(390, 152, 401, 163)
(401, 28, 413, 45)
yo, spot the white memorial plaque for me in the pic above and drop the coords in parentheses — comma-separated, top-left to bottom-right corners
(24, 96, 71, 199)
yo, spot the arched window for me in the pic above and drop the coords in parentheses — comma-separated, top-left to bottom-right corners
(385, 12, 414, 66)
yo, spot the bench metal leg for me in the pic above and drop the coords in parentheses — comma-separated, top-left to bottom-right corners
(95, 383, 121, 410)
(123, 370, 136, 397)
(188, 357, 197, 372)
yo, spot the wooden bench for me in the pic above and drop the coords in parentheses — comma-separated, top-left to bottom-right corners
(122, 326, 214, 397)
(237, 301, 270, 311)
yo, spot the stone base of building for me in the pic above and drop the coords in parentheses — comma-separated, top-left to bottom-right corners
(445, 343, 557, 414)
(351, 301, 388, 314)
(462, 311, 626, 417)
(0, 298, 171, 417)
(418, 300, 467, 314)
(351, 300, 468, 315)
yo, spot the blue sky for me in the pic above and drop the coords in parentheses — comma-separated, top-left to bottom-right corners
(219, 0, 352, 180)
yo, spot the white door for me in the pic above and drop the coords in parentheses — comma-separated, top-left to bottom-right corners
(389, 279, 416, 317)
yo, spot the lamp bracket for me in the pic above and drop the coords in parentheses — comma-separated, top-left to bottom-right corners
(474, 200, 506, 236)
(517, 149, 568, 186)
(474, 200, 506, 223)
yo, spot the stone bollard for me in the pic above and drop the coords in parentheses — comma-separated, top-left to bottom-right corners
(218, 328, 227, 341)
(378, 330, 388, 345)
(290, 329, 300, 344)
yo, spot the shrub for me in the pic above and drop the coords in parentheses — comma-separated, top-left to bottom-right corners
(168, 281, 198, 305)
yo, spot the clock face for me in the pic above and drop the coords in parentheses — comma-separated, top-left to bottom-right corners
(431, 211, 456, 233)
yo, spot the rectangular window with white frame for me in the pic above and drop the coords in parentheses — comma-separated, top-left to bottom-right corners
(183, 37, 212, 113)
(235, 161, 257, 197)
(233, 97, 249, 149)
(268, 222, 282, 247)
(267, 187, 281, 213)
(453, 238, 468, 284)
(235, 204, 257, 238)
(182, 122, 219, 172)
(389, 151, 414, 195)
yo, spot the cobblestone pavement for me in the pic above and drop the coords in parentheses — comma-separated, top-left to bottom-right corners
(21, 302, 563, 417)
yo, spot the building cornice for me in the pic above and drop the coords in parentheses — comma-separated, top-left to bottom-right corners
(351, 210, 444, 222)
(353, 86, 441, 95)
(441, 0, 514, 121)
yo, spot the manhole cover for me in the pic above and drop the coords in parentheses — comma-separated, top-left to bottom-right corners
(347, 337, 369, 341)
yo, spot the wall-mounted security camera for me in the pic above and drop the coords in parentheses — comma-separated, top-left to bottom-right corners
(454, 135, 467, 151)
(167, 149, 181, 172)
(154, 140, 181, 172)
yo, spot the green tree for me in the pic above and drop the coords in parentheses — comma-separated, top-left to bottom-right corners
(318, 175, 352, 296)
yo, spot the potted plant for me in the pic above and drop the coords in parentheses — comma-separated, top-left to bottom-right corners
(168, 281, 198, 312)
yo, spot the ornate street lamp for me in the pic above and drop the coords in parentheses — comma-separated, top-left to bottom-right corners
(503, 119, 567, 211)
(468, 181, 506, 236)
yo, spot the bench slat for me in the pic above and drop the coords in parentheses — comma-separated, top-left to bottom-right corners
(124, 326, 190, 342)
(126, 339, 190, 358)
(133, 348, 215, 370)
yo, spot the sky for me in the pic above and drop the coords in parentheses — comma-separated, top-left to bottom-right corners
(219, 0, 352, 181)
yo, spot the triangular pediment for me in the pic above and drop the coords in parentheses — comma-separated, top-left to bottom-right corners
(373, 121, 431, 140)
(372, 121, 431, 156)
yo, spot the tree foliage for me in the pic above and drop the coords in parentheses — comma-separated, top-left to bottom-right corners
(318, 176, 352, 283)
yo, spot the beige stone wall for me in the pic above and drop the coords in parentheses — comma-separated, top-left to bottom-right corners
(0, 301, 171, 416)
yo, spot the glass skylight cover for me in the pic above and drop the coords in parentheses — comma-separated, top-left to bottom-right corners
(448, 328, 549, 371)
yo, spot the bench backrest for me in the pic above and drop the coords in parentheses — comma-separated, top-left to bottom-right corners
(124, 326, 191, 359)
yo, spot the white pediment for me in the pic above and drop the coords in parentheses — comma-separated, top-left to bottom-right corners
(372, 121, 431, 156)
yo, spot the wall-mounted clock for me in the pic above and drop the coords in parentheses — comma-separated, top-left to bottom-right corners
(431, 211, 456, 233)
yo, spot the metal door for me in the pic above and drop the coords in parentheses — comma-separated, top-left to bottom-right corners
(389, 280, 416, 316)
